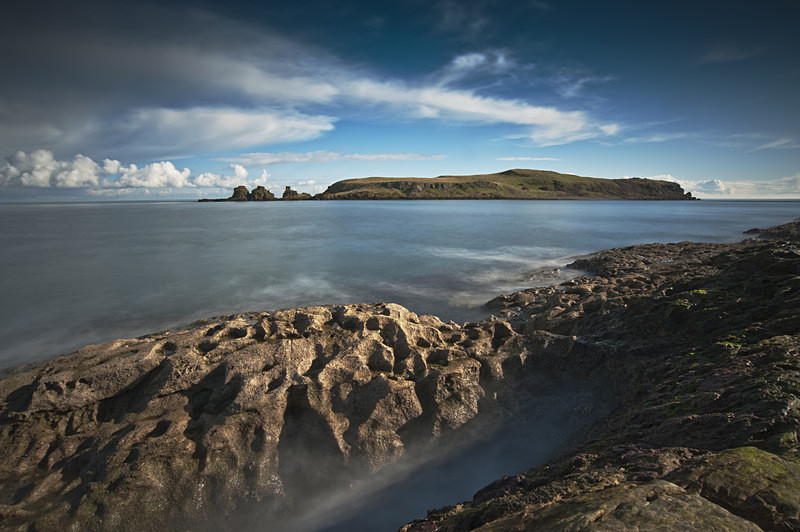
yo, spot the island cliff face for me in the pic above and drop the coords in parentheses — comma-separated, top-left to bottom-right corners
(315, 169, 695, 200)
(1, 221, 798, 531)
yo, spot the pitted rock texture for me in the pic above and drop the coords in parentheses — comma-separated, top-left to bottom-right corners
(0, 302, 605, 531)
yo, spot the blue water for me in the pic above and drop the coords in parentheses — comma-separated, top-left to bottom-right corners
(1, 199, 798, 370)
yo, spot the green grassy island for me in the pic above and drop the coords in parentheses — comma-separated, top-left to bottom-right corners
(201, 169, 696, 201)
(316, 169, 696, 200)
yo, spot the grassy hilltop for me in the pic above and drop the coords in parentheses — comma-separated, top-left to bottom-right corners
(316, 169, 695, 200)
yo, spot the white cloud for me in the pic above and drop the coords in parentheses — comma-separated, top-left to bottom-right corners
(694, 179, 731, 195)
(221, 150, 447, 166)
(110, 161, 193, 188)
(297, 180, 328, 194)
(0, 150, 101, 188)
(1, 150, 270, 191)
(452, 53, 489, 71)
(231, 164, 248, 181)
(103, 159, 121, 174)
(433, 50, 514, 86)
(644, 172, 800, 199)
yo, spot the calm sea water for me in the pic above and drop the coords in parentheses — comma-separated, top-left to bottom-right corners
(1, 199, 798, 370)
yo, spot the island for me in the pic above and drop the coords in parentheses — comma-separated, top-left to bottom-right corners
(198, 169, 697, 201)
(1, 221, 797, 531)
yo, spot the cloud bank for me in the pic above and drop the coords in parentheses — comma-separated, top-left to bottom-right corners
(649, 173, 800, 199)
(0, 150, 267, 192)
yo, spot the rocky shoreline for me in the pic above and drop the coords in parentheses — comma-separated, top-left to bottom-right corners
(1, 220, 799, 530)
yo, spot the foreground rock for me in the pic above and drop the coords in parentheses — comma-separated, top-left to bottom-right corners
(1, 220, 798, 531)
(404, 221, 800, 531)
(0, 301, 614, 530)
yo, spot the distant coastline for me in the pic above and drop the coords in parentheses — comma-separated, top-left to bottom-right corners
(199, 168, 697, 202)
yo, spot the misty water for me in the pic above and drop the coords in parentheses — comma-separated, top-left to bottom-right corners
(277, 379, 613, 532)
(2, 199, 799, 529)
(2, 199, 798, 371)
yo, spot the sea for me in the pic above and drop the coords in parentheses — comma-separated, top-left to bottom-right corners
(2, 198, 800, 530)
(1, 199, 798, 372)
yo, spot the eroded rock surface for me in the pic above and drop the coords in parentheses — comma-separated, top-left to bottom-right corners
(0, 301, 612, 530)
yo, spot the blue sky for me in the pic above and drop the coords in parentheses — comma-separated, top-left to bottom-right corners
(0, 0, 798, 200)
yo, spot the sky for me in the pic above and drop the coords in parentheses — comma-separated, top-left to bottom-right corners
(0, 0, 799, 200)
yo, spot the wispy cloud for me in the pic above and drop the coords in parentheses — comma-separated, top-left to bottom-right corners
(431, 0, 491, 35)
(750, 137, 800, 151)
(344, 78, 618, 146)
(618, 129, 800, 153)
(623, 132, 691, 144)
(101, 107, 336, 159)
(697, 42, 767, 64)
(219, 150, 446, 166)
(431, 50, 515, 87)
(496, 156, 562, 161)
(550, 70, 615, 99)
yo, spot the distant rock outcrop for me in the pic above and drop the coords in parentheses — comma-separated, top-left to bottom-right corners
(230, 185, 250, 201)
(2, 221, 799, 531)
(249, 185, 275, 201)
(282, 186, 312, 200)
(199, 185, 308, 202)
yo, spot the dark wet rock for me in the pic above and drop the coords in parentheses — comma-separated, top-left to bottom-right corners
(282, 186, 312, 200)
(2, 220, 800, 531)
(231, 185, 250, 201)
(197, 185, 279, 202)
(249, 185, 275, 201)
